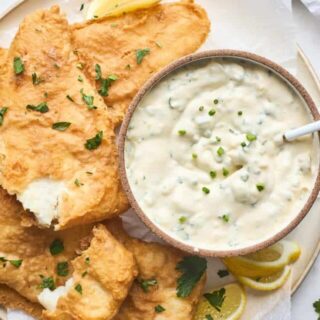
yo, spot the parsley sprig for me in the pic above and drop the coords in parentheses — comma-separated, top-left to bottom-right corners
(95, 64, 118, 96)
(136, 48, 150, 65)
(313, 299, 320, 320)
(204, 288, 226, 312)
(85, 131, 103, 150)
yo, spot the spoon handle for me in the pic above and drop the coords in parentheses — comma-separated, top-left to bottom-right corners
(284, 120, 320, 141)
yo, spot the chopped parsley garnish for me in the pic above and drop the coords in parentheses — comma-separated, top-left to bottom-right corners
(204, 288, 226, 312)
(40, 276, 56, 291)
(136, 48, 150, 65)
(313, 299, 320, 319)
(32, 73, 43, 85)
(139, 278, 158, 293)
(205, 315, 213, 320)
(0, 107, 8, 126)
(202, 187, 210, 194)
(74, 179, 83, 187)
(155, 305, 165, 313)
(125, 64, 131, 70)
(85, 257, 90, 265)
(99, 75, 118, 96)
(80, 3, 84, 11)
(217, 146, 225, 156)
(13, 57, 24, 75)
(210, 171, 217, 179)
(85, 131, 103, 150)
(213, 99, 219, 105)
(238, 111, 243, 116)
(208, 109, 216, 116)
(222, 168, 229, 177)
(256, 183, 265, 192)
(192, 153, 198, 159)
(82, 271, 88, 278)
(246, 132, 257, 142)
(80, 89, 97, 110)
(50, 239, 64, 256)
(217, 269, 229, 278)
(176, 256, 207, 298)
(76, 62, 84, 70)
(78, 75, 83, 82)
(75, 284, 83, 294)
(179, 216, 187, 224)
(52, 122, 71, 131)
(26, 102, 49, 113)
(66, 95, 74, 102)
(178, 130, 186, 136)
(220, 214, 230, 223)
(241, 142, 246, 148)
(216, 136, 221, 143)
(9, 259, 23, 268)
(199, 106, 204, 111)
(56, 261, 69, 276)
(95, 64, 102, 80)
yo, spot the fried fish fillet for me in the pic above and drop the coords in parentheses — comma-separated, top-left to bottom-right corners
(0, 6, 128, 230)
(71, 1, 210, 125)
(107, 219, 207, 320)
(0, 188, 137, 319)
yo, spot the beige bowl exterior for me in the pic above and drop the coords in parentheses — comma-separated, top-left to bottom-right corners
(118, 50, 320, 257)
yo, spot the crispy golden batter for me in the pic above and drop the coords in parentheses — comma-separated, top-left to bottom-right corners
(71, 1, 210, 125)
(107, 219, 206, 320)
(42, 224, 137, 320)
(0, 6, 128, 230)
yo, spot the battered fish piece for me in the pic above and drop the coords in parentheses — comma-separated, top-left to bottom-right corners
(0, 6, 128, 230)
(107, 219, 207, 320)
(0, 188, 137, 320)
(71, 1, 210, 125)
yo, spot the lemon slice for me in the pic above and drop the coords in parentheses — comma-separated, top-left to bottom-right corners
(194, 283, 246, 320)
(223, 240, 301, 277)
(236, 265, 291, 291)
(87, 0, 160, 19)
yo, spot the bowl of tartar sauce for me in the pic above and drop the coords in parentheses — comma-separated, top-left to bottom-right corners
(119, 50, 320, 257)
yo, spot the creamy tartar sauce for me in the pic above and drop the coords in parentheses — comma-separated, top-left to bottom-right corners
(125, 58, 318, 250)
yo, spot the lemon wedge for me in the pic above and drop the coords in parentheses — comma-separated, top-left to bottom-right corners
(194, 283, 246, 320)
(223, 240, 301, 278)
(87, 0, 160, 19)
(236, 265, 291, 291)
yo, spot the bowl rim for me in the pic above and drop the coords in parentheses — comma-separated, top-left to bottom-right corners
(118, 49, 320, 257)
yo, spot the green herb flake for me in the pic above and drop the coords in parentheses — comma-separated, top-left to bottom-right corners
(179, 216, 187, 224)
(85, 131, 103, 150)
(66, 95, 74, 102)
(85, 257, 90, 265)
(82, 271, 88, 278)
(241, 142, 246, 148)
(220, 214, 230, 223)
(0, 107, 8, 126)
(204, 288, 226, 312)
(313, 299, 320, 319)
(208, 109, 216, 116)
(9, 259, 23, 268)
(202, 187, 210, 194)
(246, 132, 257, 142)
(216, 136, 221, 143)
(199, 106, 204, 111)
(222, 168, 229, 177)
(75, 284, 83, 295)
(238, 111, 243, 116)
(176, 256, 207, 298)
(52, 122, 71, 131)
(0, 257, 7, 263)
(13, 57, 24, 75)
(205, 315, 213, 320)
(74, 179, 84, 187)
(209, 171, 216, 179)
(40, 276, 56, 291)
(178, 130, 186, 136)
(213, 99, 219, 105)
(56, 261, 69, 277)
(80, 89, 97, 110)
(95, 64, 102, 80)
(139, 278, 157, 293)
(217, 146, 225, 157)
(256, 183, 265, 192)
(155, 305, 165, 313)
(50, 239, 64, 256)
(192, 153, 198, 160)
(26, 102, 49, 113)
(217, 269, 229, 278)
(78, 75, 83, 82)
(136, 48, 150, 65)
(32, 73, 43, 85)
(80, 3, 84, 11)
(98, 75, 118, 97)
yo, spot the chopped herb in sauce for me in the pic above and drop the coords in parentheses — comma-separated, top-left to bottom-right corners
(155, 305, 165, 313)
(85, 131, 103, 150)
(179, 216, 187, 224)
(238, 111, 243, 116)
(78, 75, 83, 82)
(56, 261, 69, 276)
(217, 269, 229, 278)
(217, 146, 225, 156)
(202, 187, 210, 194)
(210, 171, 217, 179)
(246, 132, 257, 142)
(85, 257, 90, 265)
(222, 168, 229, 177)
(50, 239, 64, 256)
(52, 122, 71, 131)
(9, 259, 23, 268)
(75, 284, 83, 294)
(256, 183, 265, 192)
(74, 179, 83, 187)
(192, 153, 198, 159)
(99, 75, 117, 96)
(139, 278, 157, 293)
(136, 48, 150, 65)
(0, 107, 8, 126)
(13, 57, 24, 75)
(82, 271, 88, 278)
(213, 99, 219, 105)
(208, 109, 216, 116)
(176, 256, 207, 297)
(125, 64, 131, 70)
(80, 3, 84, 11)
(216, 136, 221, 143)
(204, 288, 226, 312)
(40, 276, 56, 291)
(80, 89, 97, 110)
(313, 299, 320, 319)
(241, 142, 247, 148)
(66, 95, 74, 102)
(220, 214, 230, 223)
(178, 130, 186, 136)
(26, 102, 49, 113)
(32, 73, 43, 85)
(95, 64, 102, 80)
(205, 315, 213, 320)
(199, 106, 204, 111)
